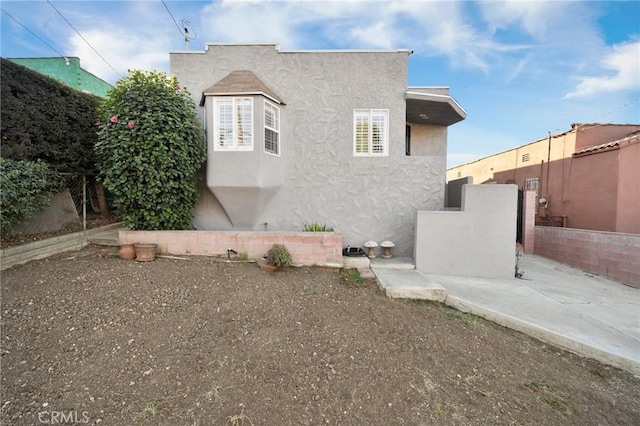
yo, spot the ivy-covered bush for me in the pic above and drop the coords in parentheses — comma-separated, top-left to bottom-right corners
(0, 158, 64, 238)
(95, 70, 205, 230)
(0, 59, 101, 173)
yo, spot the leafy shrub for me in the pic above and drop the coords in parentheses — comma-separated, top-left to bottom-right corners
(95, 70, 205, 230)
(265, 244, 292, 267)
(0, 158, 63, 238)
(0, 59, 101, 173)
(303, 222, 334, 232)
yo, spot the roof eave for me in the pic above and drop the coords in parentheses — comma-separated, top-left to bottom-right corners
(202, 91, 285, 105)
(405, 91, 467, 126)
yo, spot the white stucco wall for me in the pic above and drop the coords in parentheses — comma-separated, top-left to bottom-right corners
(171, 44, 448, 256)
(414, 184, 518, 278)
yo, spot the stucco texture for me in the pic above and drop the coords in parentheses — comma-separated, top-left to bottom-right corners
(171, 44, 447, 256)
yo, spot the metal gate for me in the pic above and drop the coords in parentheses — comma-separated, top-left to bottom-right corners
(516, 189, 523, 243)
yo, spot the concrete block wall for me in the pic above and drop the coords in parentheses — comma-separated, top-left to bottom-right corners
(415, 184, 518, 279)
(535, 227, 640, 287)
(119, 230, 343, 267)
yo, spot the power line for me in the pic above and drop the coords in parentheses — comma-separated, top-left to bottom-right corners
(1, 8, 65, 57)
(46, 0, 116, 72)
(161, 0, 185, 38)
(574, 98, 640, 132)
(161, 0, 196, 48)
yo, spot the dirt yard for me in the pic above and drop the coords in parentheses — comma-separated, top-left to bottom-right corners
(2, 245, 639, 425)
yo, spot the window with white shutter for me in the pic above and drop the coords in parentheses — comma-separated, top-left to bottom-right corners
(264, 100, 280, 156)
(353, 109, 389, 156)
(213, 97, 253, 151)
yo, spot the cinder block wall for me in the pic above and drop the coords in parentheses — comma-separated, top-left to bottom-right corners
(120, 231, 343, 267)
(534, 227, 640, 287)
(521, 190, 536, 254)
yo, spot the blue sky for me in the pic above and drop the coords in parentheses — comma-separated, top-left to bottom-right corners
(2, 0, 639, 167)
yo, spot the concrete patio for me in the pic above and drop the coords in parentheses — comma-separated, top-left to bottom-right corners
(371, 254, 640, 375)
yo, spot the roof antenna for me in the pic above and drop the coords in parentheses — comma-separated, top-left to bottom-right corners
(180, 19, 197, 51)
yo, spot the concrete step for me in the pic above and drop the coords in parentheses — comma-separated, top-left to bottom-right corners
(357, 267, 376, 279)
(372, 268, 446, 302)
(342, 255, 370, 269)
(370, 256, 415, 269)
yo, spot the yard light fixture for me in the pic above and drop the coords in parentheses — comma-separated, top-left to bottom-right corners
(380, 241, 395, 259)
(363, 240, 379, 258)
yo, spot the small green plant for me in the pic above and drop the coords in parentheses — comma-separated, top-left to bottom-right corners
(524, 381, 570, 414)
(304, 284, 322, 296)
(303, 222, 334, 232)
(586, 364, 608, 378)
(227, 406, 253, 426)
(341, 268, 364, 284)
(349, 389, 359, 405)
(205, 382, 224, 404)
(237, 252, 249, 261)
(439, 305, 478, 327)
(265, 244, 292, 268)
(134, 402, 157, 420)
(432, 400, 445, 416)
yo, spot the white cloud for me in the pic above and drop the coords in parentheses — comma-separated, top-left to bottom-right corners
(198, 0, 528, 71)
(565, 39, 640, 98)
(69, 28, 171, 84)
(61, 1, 176, 83)
(480, 1, 565, 40)
(479, 0, 601, 44)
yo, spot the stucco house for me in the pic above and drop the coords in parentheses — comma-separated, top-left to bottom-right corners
(170, 43, 466, 256)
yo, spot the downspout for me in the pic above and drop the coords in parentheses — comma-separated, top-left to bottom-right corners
(545, 131, 551, 195)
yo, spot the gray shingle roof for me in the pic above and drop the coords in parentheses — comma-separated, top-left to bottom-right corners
(201, 70, 284, 105)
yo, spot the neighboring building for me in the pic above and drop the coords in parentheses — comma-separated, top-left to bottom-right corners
(7, 57, 112, 97)
(446, 124, 640, 234)
(170, 43, 466, 256)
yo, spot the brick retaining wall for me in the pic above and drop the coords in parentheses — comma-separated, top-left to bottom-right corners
(119, 230, 343, 267)
(535, 227, 640, 287)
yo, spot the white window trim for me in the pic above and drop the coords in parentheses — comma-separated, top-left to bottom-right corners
(212, 97, 254, 151)
(353, 109, 389, 157)
(264, 100, 280, 157)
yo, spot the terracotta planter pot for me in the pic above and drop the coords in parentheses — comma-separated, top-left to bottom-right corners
(258, 257, 278, 271)
(134, 243, 158, 262)
(118, 243, 136, 260)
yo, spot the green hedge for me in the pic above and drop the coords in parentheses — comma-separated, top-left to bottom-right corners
(0, 158, 63, 238)
(0, 58, 101, 173)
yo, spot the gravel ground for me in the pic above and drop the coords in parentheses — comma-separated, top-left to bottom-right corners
(1, 245, 639, 425)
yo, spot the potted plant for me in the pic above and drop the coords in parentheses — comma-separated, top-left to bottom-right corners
(118, 243, 136, 260)
(259, 244, 292, 271)
(134, 243, 158, 262)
